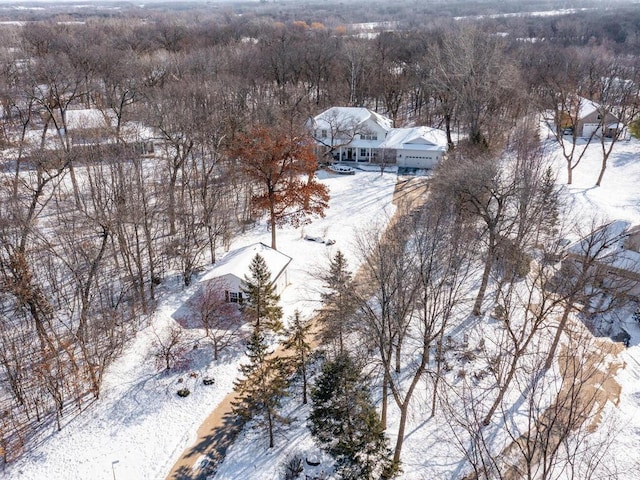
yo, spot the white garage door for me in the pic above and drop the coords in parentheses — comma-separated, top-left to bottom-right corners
(582, 123, 600, 138)
(398, 153, 439, 169)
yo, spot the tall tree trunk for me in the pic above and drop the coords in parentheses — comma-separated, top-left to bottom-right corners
(544, 304, 572, 371)
(270, 202, 277, 250)
(472, 229, 496, 316)
(381, 372, 388, 429)
(595, 154, 609, 187)
(268, 408, 274, 448)
(483, 349, 520, 425)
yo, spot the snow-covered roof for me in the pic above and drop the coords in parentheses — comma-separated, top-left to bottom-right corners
(568, 220, 640, 275)
(578, 98, 601, 120)
(200, 242, 292, 285)
(576, 96, 619, 122)
(120, 121, 155, 142)
(312, 106, 393, 132)
(65, 108, 116, 130)
(379, 126, 448, 151)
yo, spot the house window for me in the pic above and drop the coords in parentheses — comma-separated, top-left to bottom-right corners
(321, 129, 328, 138)
(226, 291, 243, 303)
(361, 134, 378, 141)
(360, 148, 369, 157)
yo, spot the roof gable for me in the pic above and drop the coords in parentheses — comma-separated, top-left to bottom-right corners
(312, 107, 393, 132)
(65, 108, 116, 130)
(201, 242, 292, 285)
(568, 221, 640, 275)
(379, 126, 448, 150)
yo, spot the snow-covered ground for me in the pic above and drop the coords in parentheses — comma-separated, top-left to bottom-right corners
(214, 130, 640, 480)
(9, 127, 640, 480)
(5, 168, 397, 480)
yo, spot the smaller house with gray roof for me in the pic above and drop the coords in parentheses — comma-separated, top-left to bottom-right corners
(200, 242, 292, 303)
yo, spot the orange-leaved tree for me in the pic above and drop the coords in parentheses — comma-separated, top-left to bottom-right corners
(230, 124, 330, 250)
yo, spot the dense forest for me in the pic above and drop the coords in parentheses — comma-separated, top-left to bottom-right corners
(0, 0, 638, 476)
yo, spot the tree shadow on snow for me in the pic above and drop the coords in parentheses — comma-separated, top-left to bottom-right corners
(169, 411, 243, 480)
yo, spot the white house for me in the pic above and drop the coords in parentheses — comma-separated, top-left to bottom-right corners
(200, 242, 292, 303)
(58, 108, 155, 154)
(308, 106, 392, 162)
(308, 106, 448, 169)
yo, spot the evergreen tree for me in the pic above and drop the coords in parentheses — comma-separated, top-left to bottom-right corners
(232, 329, 289, 448)
(241, 253, 283, 332)
(309, 353, 396, 480)
(319, 250, 354, 353)
(283, 310, 313, 405)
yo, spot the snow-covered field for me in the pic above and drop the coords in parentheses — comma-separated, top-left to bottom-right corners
(8, 127, 640, 480)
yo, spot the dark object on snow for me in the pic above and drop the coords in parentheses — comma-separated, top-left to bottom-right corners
(305, 454, 321, 466)
(328, 164, 355, 175)
(203, 377, 215, 386)
(177, 388, 191, 397)
(304, 234, 335, 245)
(611, 329, 631, 347)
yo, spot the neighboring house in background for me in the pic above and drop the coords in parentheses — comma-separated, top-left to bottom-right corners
(48, 108, 155, 154)
(563, 220, 640, 298)
(559, 97, 621, 138)
(64, 108, 116, 144)
(199, 242, 292, 303)
(308, 106, 448, 169)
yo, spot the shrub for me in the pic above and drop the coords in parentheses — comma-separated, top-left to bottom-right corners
(177, 388, 190, 397)
(203, 377, 215, 386)
(281, 453, 304, 480)
(630, 119, 640, 139)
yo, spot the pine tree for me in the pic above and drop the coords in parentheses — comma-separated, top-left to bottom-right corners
(319, 250, 353, 353)
(309, 353, 396, 480)
(283, 310, 313, 405)
(241, 253, 283, 333)
(232, 329, 289, 448)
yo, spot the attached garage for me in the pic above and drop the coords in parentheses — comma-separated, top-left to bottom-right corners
(380, 126, 448, 170)
(581, 123, 601, 138)
(397, 151, 439, 170)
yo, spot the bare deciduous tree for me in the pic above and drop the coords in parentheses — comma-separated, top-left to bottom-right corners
(188, 280, 244, 361)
